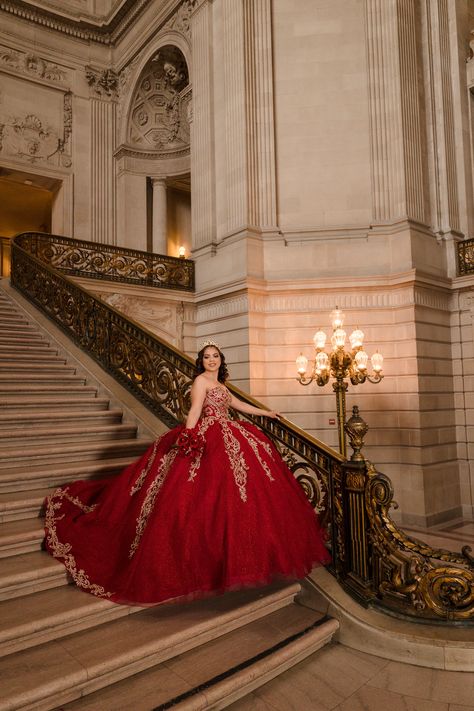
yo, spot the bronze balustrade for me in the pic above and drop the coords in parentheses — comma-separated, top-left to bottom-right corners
(458, 238, 474, 276)
(15, 232, 194, 291)
(10, 232, 474, 623)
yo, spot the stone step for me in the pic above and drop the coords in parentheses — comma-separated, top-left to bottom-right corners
(0, 343, 58, 354)
(0, 352, 66, 363)
(0, 438, 151, 468)
(0, 409, 123, 430)
(60, 607, 338, 711)
(0, 373, 85, 385)
(0, 384, 97, 397)
(0, 334, 45, 345)
(0, 322, 37, 332)
(0, 582, 143, 658)
(0, 423, 138, 447)
(0, 486, 51, 523)
(0, 314, 30, 325)
(0, 550, 67, 601)
(0, 582, 306, 711)
(0, 455, 144, 494)
(0, 518, 44, 558)
(0, 361, 76, 374)
(0, 396, 111, 413)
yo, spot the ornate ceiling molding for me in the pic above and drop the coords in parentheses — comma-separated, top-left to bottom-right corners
(0, 0, 187, 46)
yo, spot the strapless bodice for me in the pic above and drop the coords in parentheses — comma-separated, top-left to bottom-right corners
(201, 386, 231, 421)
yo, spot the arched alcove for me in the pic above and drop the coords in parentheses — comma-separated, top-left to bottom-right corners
(127, 45, 190, 153)
(116, 44, 192, 257)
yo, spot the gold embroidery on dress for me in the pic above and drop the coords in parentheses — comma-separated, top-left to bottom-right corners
(63, 490, 97, 513)
(130, 435, 163, 496)
(232, 422, 275, 481)
(44, 488, 113, 598)
(187, 415, 217, 482)
(221, 421, 249, 502)
(129, 448, 178, 558)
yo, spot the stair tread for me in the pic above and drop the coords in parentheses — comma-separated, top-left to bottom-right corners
(0, 583, 122, 642)
(0, 455, 139, 482)
(0, 486, 51, 509)
(0, 409, 122, 425)
(62, 607, 335, 711)
(0, 518, 43, 544)
(0, 550, 64, 588)
(0, 384, 97, 392)
(0, 437, 151, 461)
(0, 423, 137, 441)
(0, 582, 304, 709)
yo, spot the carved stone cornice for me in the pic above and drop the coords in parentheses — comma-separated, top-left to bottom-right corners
(114, 143, 190, 161)
(0, 0, 188, 46)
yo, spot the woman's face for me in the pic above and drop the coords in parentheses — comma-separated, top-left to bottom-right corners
(202, 347, 221, 373)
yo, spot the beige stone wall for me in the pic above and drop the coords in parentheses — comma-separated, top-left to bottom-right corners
(1, 0, 474, 526)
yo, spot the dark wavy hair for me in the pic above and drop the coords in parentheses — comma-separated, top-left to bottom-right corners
(195, 345, 229, 383)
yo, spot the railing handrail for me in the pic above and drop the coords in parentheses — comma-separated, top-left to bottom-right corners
(14, 231, 195, 291)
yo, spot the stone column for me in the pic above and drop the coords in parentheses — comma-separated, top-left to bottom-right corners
(151, 177, 168, 255)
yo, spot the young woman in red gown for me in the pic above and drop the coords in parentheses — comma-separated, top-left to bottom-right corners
(44, 341, 330, 605)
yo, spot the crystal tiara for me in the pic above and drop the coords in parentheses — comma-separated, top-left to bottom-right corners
(199, 339, 221, 352)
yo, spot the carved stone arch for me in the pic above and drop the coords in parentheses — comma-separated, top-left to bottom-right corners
(118, 32, 192, 154)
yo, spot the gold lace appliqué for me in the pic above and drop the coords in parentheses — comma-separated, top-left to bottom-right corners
(129, 448, 178, 558)
(221, 421, 249, 502)
(130, 435, 163, 496)
(232, 422, 275, 482)
(45, 487, 113, 598)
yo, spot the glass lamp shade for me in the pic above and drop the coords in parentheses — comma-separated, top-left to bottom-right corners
(354, 349, 368, 371)
(313, 329, 327, 350)
(315, 351, 329, 370)
(330, 307, 344, 330)
(296, 353, 308, 375)
(371, 351, 384, 373)
(178, 246, 186, 258)
(349, 328, 364, 349)
(331, 328, 346, 349)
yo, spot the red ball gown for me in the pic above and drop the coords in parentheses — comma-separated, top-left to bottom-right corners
(44, 386, 331, 605)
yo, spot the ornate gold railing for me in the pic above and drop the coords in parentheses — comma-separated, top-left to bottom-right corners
(11, 232, 474, 623)
(15, 232, 194, 291)
(457, 238, 474, 276)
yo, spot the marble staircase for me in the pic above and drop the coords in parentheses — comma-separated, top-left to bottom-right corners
(0, 286, 339, 710)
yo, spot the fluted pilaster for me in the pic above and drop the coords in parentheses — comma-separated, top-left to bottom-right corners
(91, 98, 116, 244)
(365, 0, 427, 224)
(424, 0, 460, 234)
(190, 0, 216, 250)
(244, 0, 277, 231)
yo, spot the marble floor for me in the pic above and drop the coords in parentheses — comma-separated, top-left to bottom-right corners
(403, 519, 474, 554)
(227, 642, 474, 711)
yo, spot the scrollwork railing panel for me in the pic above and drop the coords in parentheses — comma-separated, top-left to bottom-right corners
(457, 238, 474, 276)
(15, 232, 194, 291)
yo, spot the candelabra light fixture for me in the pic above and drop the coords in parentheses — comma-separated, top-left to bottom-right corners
(296, 307, 384, 458)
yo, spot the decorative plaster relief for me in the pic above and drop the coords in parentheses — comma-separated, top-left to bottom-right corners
(0, 76, 72, 167)
(0, 45, 69, 85)
(101, 292, 182, 346)
(85, 66, 119, 99)
(163, 0, 196, 39)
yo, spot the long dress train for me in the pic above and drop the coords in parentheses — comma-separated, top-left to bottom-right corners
(44, 386, 331, 605)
